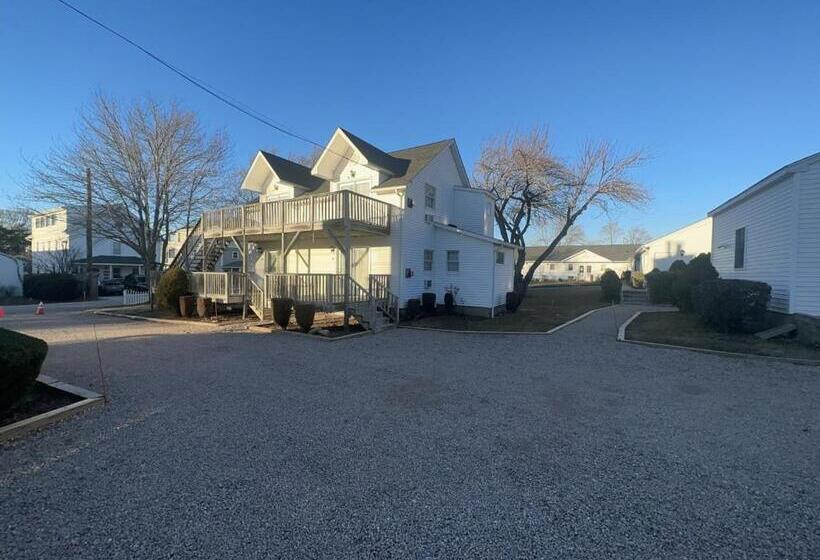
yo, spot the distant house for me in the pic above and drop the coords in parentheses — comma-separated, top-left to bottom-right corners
(0, 252, 24, 296)
(633, 217, 713, 273)
(525, 244, 640, 282)
(30, 207, 150, 280)
(708, 152, 820, 316)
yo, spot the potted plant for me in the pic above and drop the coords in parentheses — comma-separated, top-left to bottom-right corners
(179, 294, 194, 317)
(196, 296, 213, 318)
(294, 303, 316, 333)
(272, 297, 294, 330)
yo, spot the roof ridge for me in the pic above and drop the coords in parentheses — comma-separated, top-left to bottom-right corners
(388, 138, 453, 156)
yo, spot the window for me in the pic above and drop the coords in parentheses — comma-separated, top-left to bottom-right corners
(112, 241, 122, 256)
(424, 279, 432, 289)
(496, 251, 504, 265)
(423, 249, 434, 271)
(447, 250, 459, 272)
(424, 214, 434, 224)
(232, 251, 239, 259)
(734, 227, 745, 269)
(600, 264, 606, 271)
(549, 263, 555, 270)
(167, 248, 177, 259)
(425, 184, 436, 209)
(112, 267, 121, 278)
(567, 263, 574, 271)
(586, 265, 592, 273)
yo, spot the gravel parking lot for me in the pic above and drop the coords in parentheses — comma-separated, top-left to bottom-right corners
(1, 304, 818, 558)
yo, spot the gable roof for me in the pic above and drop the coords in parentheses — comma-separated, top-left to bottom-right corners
(525, 244, 641, 263)
(709, 151, 820, 215)
(376, 139, 455, 189)
(339, 128, 409, 176)
(260, 151, 325, 191)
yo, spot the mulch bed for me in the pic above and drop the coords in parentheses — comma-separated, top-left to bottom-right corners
(627, 311, 820, 361)
(1, 382, 82, 428)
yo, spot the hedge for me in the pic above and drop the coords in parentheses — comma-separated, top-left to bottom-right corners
(600, 269, 621, 303)
(0, 328, 49, 414)
(692, 279, 771, 333)
(23, 273, 81, 302)
(155, 269, 189, 314)
(645, 269, 672, 303)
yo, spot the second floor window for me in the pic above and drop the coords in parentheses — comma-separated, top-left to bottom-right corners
(424, 249, 434, 271)
(447, 250, 459, 273)
(425, 184, 436, 209)
(112, 241, 121, 255)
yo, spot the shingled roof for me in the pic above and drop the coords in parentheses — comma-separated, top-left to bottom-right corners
(260, 151, 325, 191)
(376, 139, 454, 189)
(524, 244, 640, 263)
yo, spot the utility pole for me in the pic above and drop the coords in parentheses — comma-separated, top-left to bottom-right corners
(86, 168, 93, 299)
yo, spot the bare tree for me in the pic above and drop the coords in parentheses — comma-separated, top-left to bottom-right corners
(536, 222, 586, 247)
(289, 146, 323, 168)
(39, 246, 81, 274)
(26, 93, 229, 303)
(623, 226, 651, 245)
(475, 128, 649, 298)
(599, 219, 623, 245)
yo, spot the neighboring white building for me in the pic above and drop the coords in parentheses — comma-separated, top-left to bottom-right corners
(165, 225, 241, 271)
(525, 244, 640, 282)
(708, 152, 820, 316)
(176, 128, 516, 324)
(633, 217, 713, 273)
(0, 252, 24, 296)
(30, 207, 146, 280)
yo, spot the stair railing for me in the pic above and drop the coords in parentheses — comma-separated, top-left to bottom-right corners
(368, 274, 399, 324)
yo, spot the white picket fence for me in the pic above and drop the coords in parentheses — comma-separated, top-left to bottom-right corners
(123, 289, 150, 306)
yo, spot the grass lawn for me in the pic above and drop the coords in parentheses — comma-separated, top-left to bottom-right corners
(405, 285, 609, 332)
(627, 311, 820, 361)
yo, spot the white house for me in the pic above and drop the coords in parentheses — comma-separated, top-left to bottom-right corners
(173, 128, 516, 327)
(708, 152, 820, 316)
(30, 207, 146, 280)
(525, 244, 640, 282)
(0, 252, 24, 296)
(633, 217, 713, 273)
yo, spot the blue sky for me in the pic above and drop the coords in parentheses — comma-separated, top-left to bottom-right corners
(2, 0, 818, 242)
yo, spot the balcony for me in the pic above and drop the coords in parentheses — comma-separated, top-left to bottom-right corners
(202, 190, 393, 239)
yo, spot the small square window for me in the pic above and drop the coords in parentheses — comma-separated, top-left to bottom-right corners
(567, 263, 574, 271)
(423, 249, 434, 271)
(447, 250, 459, 273)
(232, 251, 239, 259)
(549, 263, 555, 270)
(424, 279, 432, 289)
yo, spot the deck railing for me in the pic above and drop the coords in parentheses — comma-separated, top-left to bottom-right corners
(202, 189, 392, 238)
(265, 273, 356, 306)
(190, 272, 245, 301)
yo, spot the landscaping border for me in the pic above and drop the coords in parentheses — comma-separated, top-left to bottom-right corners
(398, 305, 612, 335)
(250, 323, 378, 342)
(0, 376, 103, 443)
(617, 311, 820, 366)
(93, 308, 227, 329)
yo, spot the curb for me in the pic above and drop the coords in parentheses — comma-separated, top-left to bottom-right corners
(256, 326, 375, 342)
(93, 309, 224, 329)
(398, 305, 611, 336)
(0, 376, 104, 443)
(617, 311, 820, 366)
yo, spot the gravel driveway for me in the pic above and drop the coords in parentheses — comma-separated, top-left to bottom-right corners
(1, 304, 817, 558)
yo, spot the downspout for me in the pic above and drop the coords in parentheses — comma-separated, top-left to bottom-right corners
(490, 245, 496, 318)
(397, 188, 405, 310)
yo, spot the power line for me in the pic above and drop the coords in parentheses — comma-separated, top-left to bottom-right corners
(53, 0, 338, 157)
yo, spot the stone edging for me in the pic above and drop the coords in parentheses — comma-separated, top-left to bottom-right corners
(398, 305, 612, 336)
(617, 311, 820, 366)
(251, 324, 376, 342)
(0, 376, 104, 443)
(92, 309, 224, 329)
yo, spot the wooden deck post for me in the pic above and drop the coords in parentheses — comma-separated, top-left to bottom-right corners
(242, 232, 247, 320)
(343, 190, 351, 331)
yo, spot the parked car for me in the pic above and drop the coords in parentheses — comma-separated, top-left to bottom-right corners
(99, 279, 125, 296)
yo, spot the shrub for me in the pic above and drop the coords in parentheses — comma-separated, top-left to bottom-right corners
(645, 269, 672, 303)
(23, 273, 81, 302)
(692, 279, 771, 333)
(0, 328, 48, 414)
(156, 269, 189, 314)
(669, 259, 688, 274)
(671, 254, 719, 312)
(272, 298, 293, 329)
(600, 269, 621, 303)
(123, 272, 138, 290)
(294, 303, 316, 333)
(631, 271, 645, 289)
(421, 292, 436, 313)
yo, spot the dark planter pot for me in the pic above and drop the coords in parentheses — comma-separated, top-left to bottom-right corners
(406, 298, 421, 320)
(294, 303, 316, 333)
(505, 291, 520, 312)
(421, 292, 436, 314)
(179, 295, 194, 317)
(196, 297, 213, 318)
(272, 297, 294, 330)
(444, 292, 455, 313)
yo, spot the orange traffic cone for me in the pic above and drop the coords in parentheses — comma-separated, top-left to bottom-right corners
(0, 306, 5, 318)
(35, 301, 45, 315)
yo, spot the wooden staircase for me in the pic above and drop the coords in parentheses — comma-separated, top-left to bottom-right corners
(168, 219, 229, 273)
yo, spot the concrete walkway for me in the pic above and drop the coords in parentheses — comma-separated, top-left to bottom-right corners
(1, 304, 817, 558)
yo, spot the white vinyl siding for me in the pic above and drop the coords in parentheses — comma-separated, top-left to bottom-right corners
(447, 251, 459, 272)
(793, 161, 820, 316)
(711, 174, 795, 313)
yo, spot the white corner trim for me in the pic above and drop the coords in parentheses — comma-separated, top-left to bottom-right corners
(617, 311, 642, 341)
